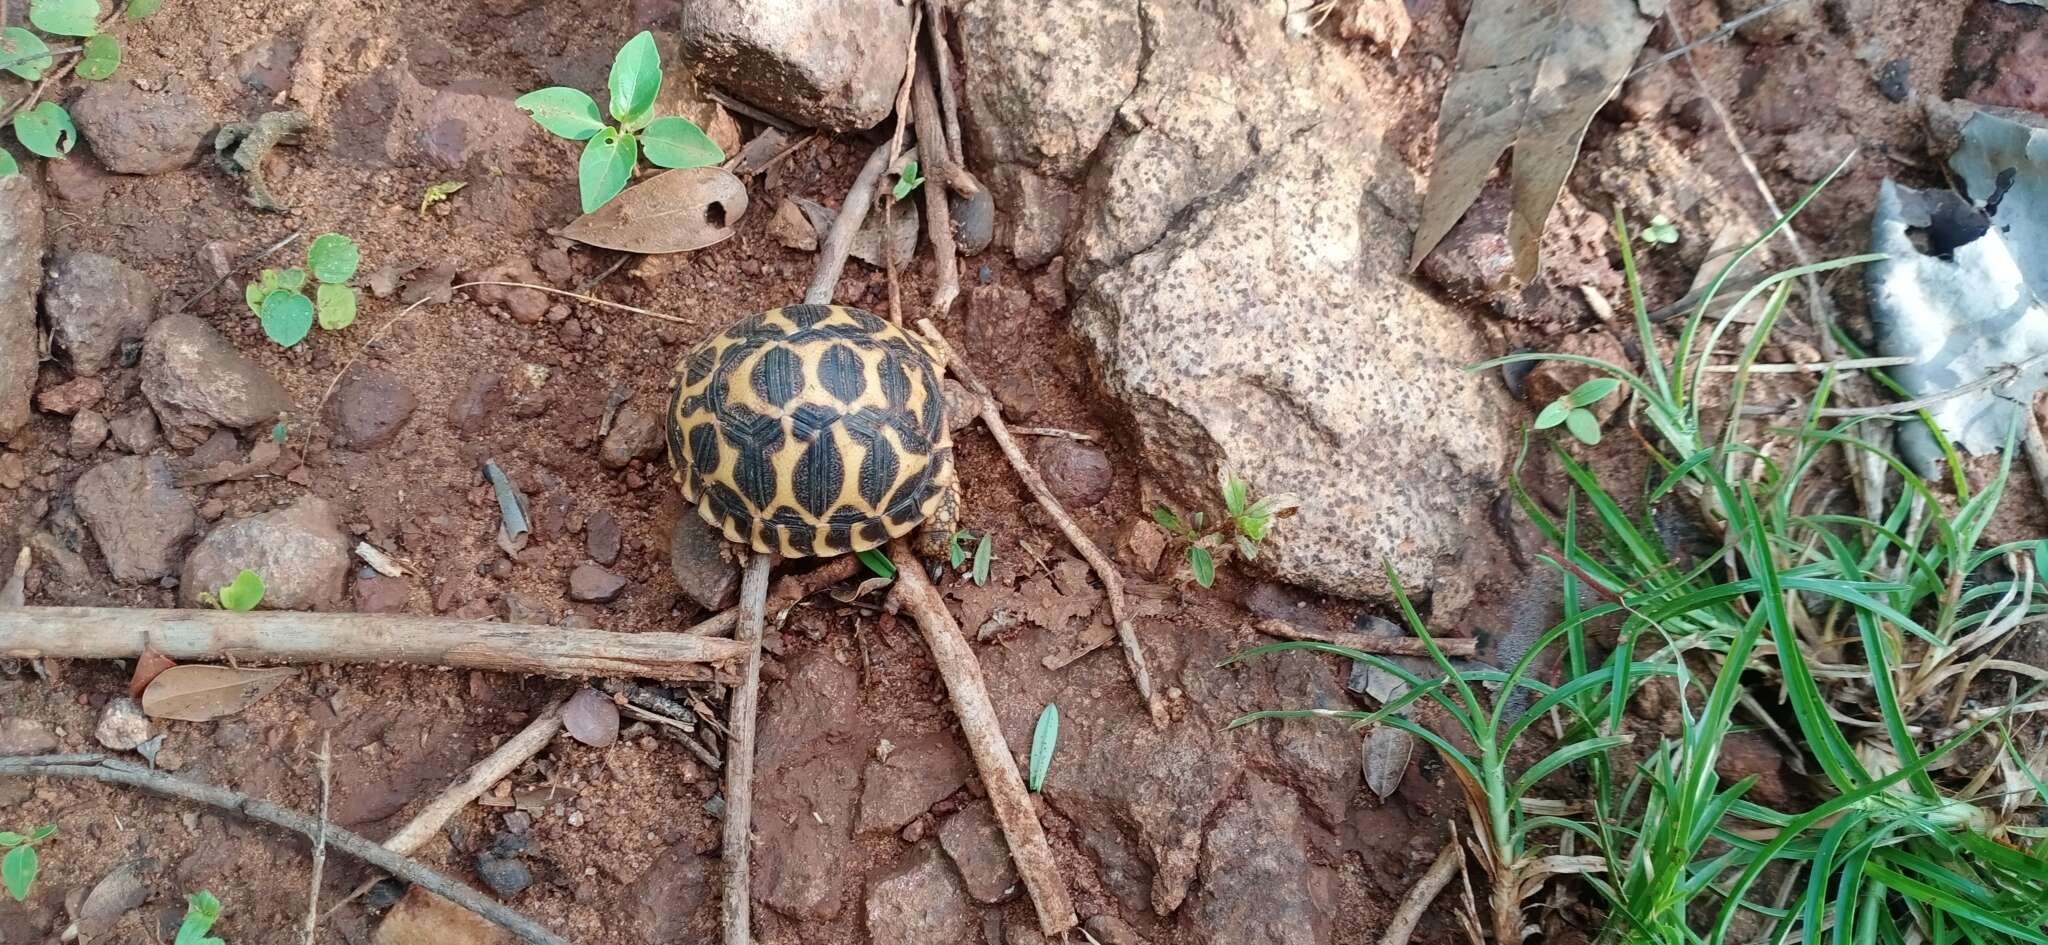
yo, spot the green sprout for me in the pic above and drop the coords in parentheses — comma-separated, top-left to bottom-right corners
(1028, 704, 1058, 792)
(1532, 377, 1620, 446)
(948, 529, 994, 586)
(245, 232, 360, 346)
(1153, 475, 1296, 588)
(174, 890, 226, 945)
(892, 159, 923, 201)
(198, 569, 263, 611)
(516, 31, 726, 213)
(856, 547, 895, 580)
(1, 824, 56, 902)
(1638, 212, 1678, 247)
(418, 180, 466, 218)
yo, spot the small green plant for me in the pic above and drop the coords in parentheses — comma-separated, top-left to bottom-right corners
(891, 158, 923, 201)
(1532, 377, 1619, 445)
(1637, 212, 1678, 247)
(0, 0, 160, 176)
(1153, 475, 1296, 588)
(856, 548, 895, 580)
(1027, 703, 1058, 792)
(198, 569, 263, 611)
(947, 529, 993, 586)
(244, 232, 360, 346)
(418, 179, 465, 218)
(174, 890, 225, 945)
(0, 824, 56, 902)
(516, 31, 726, 213)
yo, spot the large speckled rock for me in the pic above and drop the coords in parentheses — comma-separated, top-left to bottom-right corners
(957, 0, 1140, 180)
(0, 174, 43, 443)
(140, 314, 291, 447)
(679, 0, 913, 132)
(179, 496, 351, 610)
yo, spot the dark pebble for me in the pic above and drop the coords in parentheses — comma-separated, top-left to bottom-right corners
(1876, 58, 1910, 103)
(474, 853, 533, 898)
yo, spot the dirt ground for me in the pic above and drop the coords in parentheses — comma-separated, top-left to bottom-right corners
(0, 0, 2022, 943)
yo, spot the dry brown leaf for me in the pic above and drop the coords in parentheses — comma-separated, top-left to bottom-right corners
(1364, 727, 1414, 798)
(1408, 0, 1662, 283)
(140, 665, 296, 722)
(1, 546, 25, 607)
(127, 645, 177, 698)
(561, 167, 749, 254)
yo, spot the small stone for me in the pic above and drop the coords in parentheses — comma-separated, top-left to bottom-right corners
(71, 84, 215, 175)
(353, 575, 411, 614)
(600, 405, 664, 469)
(43, 252, 159, 376)
(498, 593, 552, 624)
(898, 817, 928, 844)
(325, 365, 418, 450)
(179, 496, 351, 609)
(769, 197, 818, 251)
(373, 887, 517, 945)
(0, 718, 58, 756)
(864, 846, 975, 945)
(535, 248, 574, 283)
(467, 259, 550, 324)
(94, 697, 150, 751)
(563, 687, 621, 747)
(1084, 916, 1145, 945)
(74, 455, 198, 583)
(141, 315, 291, 447)
(680, 0, 915, 132)
(567, 563, 628, 603)
(68, 409, 110, 456)
(1875, 59, 1910, 104)
(630, 844, 715, 943)
(938, 802, 1019, 903)
(0, 453, 23, 489)
(449, 371, 504, 434)
(108, 408, 160, 454)
(585, 510, 622, 566)
(1115, 519, 1167, 574)
(669, 516, 739, 610)
(36, 375, 105, 415)
(474, 854, 533, 898)
(1034, 440, 1112, 508)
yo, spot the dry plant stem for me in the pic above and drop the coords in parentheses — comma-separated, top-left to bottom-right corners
(0, 608, 749, 680)
(383, 698, 566, 855)
(918, 320, 1167, 723)
(882, 7, 924, 325)
(683, 555, 867, 639)
(1254, 618, 1480, 659)
(885, 539, 1079, 936)
(923, 0, 966, 165)
(2023, 417, 2048, 512)
(169, 229, 306, 317)
(1379, 837, 1465, 945)
(0, 754, 575, 945)
(911, 61, 960, 319)
(302, 731, 332, 945)
(805, 143, 901, 305)
(722, 553, 773, 945)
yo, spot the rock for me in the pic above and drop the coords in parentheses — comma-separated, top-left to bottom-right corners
(631, 843, 715, 943)
(600, 404, 663, 468)
(35, 375, 104, 415)
(754, 652, 865, 919)
(374, 887, 516, 945)
(958, 0, 1141, 178)
(108, 408, 160, 454)
(73, 456, 198, 583)
(1332, 0, 1410, 51)
(44, 154, 113, 204)
(670, 516, 739, 611)
(1720, 0, 1821, 43)
(94, 696, 150, 751)
(474, 854, 532, 898)
(1003, 170, 1081, 268)
(141, 315, 292, 448)
(1086, 916, 1146, 945)
(1186, 777, 1329, 945)
(497, 592, 551, 624)
(354, 574, 411, 613)
(179, 496, 351, 610)
(858, 734, 971, 834)
(0, 174, 42, 443)
(769, 197, 818, 251)
(864, 846, 977, 945)
(585, 509, 621, 566)
(1948, 1, 2048, 113)
(1876, 58, 1911, 104)
(325, 365, 418, 449)
(1034, 440, 1112, 508)
(1716, 731, 1794, 809)
(0, 718, 58, 756)
(449, 371, 504, 434)
(0, 453, 23, 490)
(1115, 519, 1167, 574)
(43, 252, 158, 375)
(562, 687, 620, 747)
(567, 563, 627, 603)
(938, 802, 1019, 903)
(467, 259, 549, 324)
(679, 0, 913, 132)
(68, 408, 110, 456)
(71, 84, 215, 175)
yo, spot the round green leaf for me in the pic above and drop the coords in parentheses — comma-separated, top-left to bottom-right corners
(0, 833, 22, 847)
(1567, 376, 1621, 407)
(126, 0, 164, 18)
(1563, 407, 1602, 445)
(276, 267, 306, 290)
(607, 30, 661, 128)
(578, 128, 636, 213)
(0, 151, 16, 177)
(26, 825, 54, 843)
(2, 843, 36, 902)
(217, 569, 265, 611)
(638, 116, 723, 169)
(316, 283, 356, 330)
(514, 87, 604, 141)
(1, 28, 52, 81)
(306, 232, 360, 283)
(1532, 398, 1571, 430)
(74, 32, 119, 80)
(243, 281, 266, 314)
(29, 0, 98, 36)
(258, 289, 314, 347)
(12, 102, 76, 158)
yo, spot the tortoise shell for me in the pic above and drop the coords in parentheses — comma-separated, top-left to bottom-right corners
(666, 304, 954, 558)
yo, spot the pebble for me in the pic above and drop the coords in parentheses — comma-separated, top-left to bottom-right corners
(36, 375, 105, 415)
(585, 510, 622, 566)
(449, 371, 504, 434)
(73, 455, 198, 583)
(600, 405, 664, 469)
(140, 314, 291, 447)
(71, 84, 216, 175)
(474, 854, 533, 898)
(324, 364, 418, 449)
(467, 259, 550, 324)
(567, 563, 627, 603)
(1114, 519, 1167, 574)
(562, 687, 620, 747)
(94, 697, 151, 751)
(0, 718, 58, 756)
(0, 452, 23, 490)
(938, 802, 1020, 902)
(498, 593, 552, 624)
(68, 408, 110, 456)
(179, 496, 351, 609)
(1875, 58, 1910, 103)
(108, 408, 160, 454)
(43, 252, 159, 375)
(1084, 916, 1145, 945)
(1034, 440, 1113, 508)
(669, 516, 739, 610)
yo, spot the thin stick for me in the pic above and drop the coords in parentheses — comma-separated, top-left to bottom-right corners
(302, 731, 331, 945)
(722, 553, 773, 945)
(918, 320, 1166, 723)
(806, 143, 899, 305)
(0, 608, 749, 680)
(911, 60, 960, 319)
(923, 0, 965, 166)
(1009, 426, 1097, 441)
(1254, 618, 1480, 659)
(1378, 837, 1465, 945)
(0, 755, 575, 945)
(169, 230, 306, 317)
(703, 90, 797, 133)
(882, 7, 923, 326)
(383, 697, 566, 854)
(886, 539, 1078, 936)
(1737, 352, 2048, 418)
(1628, 0, 1800, 78)
(1699, 356, 1915, 374)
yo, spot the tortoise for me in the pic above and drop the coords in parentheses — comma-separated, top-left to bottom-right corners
(666, 304, 957, 558)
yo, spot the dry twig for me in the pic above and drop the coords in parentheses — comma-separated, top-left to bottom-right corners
(1254, 618, 1481, 659)
(911, 60, 961, 319)
(923, 0, 966, 165)
(383, 698, 566, 854)
(721, 554, 774, 945)
(882, 7, 924, 325)
(302, 731, 332, 945)
(1379, 836, 1466, 945)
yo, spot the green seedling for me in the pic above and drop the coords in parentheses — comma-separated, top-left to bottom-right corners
(418, 180, 466, 218)
(1, 824, 57, 902)
(244, 232, 361, 346)
(1028, 703, 1059, 792)
(1532, 377, 1619, 446)
(174, 890, 225, 945)
(516, 31, 726, 213)
(947, 529, 994, 586)
(198, 569, 264, 611)
(0, 0, 160, 176)
(1638, 212, 1678, 247)
(857, 547, 895, 580)
(892, 159, 923, 201)
(1153, 474, 1297, 588)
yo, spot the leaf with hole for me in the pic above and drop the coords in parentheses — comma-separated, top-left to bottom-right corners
(316, 283, 356, 330)
(1, 28, 52, 81)
(258, 290, 313, 347)
(1028, 703, 1059, 791)
(28, 0, 98, 36)
(74, 32, 119, 80)
(857, 548, 895, 579)
(1189, 546, 1216, 588)
(126, 0, 162, 18)
(1567, 377, 1620, 407)
(560, 165, 747, 253)
(514, 87, 605, 141)
(578, 128, 637, 213)
(1563, 407, 1601, 445)
(607, 31, 661, 128)
(141, 665, 294, 721)
(3, 844, 37, 902)
(306, 232, 359, 283)
(640, 116, 723, 169)
(215, 569, 264, 611)
(12, 102, 76, 158)
(971, 533, 993, 586)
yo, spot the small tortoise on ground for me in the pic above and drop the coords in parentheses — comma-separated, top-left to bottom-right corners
(666, 304, 958, 558)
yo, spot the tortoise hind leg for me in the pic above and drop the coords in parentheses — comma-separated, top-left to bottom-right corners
(917, 480, 960, 559)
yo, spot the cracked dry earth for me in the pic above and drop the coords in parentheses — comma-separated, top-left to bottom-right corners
(0, 0, 2025, 943)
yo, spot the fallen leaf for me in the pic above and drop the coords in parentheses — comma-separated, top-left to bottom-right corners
(1363, 727, 1414, 799)
(792, 195, 917, 269)
(562, 688, 620, 747)
(374, 886, 517, 945)
(140, 665, 296, 722)
(560, 166, 749, 253)
(1408, 0, 1661, 283)
(75, 861, 148, 936)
